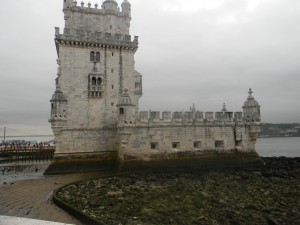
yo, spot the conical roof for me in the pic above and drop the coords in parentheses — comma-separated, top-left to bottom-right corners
(243, 89, 259, 108)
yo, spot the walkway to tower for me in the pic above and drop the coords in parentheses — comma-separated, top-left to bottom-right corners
(0, 171, 108, 225)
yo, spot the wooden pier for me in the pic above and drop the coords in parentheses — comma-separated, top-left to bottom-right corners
(0, 146, 55, 163)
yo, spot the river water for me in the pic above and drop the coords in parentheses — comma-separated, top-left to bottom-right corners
(256, 137, 300, 157)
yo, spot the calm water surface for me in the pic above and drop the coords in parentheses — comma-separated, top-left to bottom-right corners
(256, 137, 300, 157)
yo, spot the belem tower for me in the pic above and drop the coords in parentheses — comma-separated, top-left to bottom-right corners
(47, 0, 262, 173)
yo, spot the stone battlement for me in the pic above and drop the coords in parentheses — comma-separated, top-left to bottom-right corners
(133, 110, 244, 126)
(55, 27, 138, 49)
(64, 1, 128, 17)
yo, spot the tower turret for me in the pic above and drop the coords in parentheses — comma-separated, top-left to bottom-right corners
(63, 0, 73, 9)
(243, 89, 261, 122)
(49, 85, 68, 136)
(117, 88, 136, 126)
(102, 0, 119, 11)
(121, 0, 131, 17)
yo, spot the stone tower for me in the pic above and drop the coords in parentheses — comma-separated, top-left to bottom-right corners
(243, 89, 261, 122)
(47, 1, 262, 174)
(49, 0, 142, 160)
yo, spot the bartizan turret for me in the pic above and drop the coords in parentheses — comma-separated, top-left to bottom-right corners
(121, 0, 131, 17)
(49, 85, 67, 136)
(243, 89, 261, 142)
(102, 0, 118, 11)
(117, 88, 136, 126)
(63, 0, 73, 9)
(243, 89, 261, 122)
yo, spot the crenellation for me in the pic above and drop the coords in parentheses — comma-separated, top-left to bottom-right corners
(162, 111, 172, 122)
(195, 111, 204, 121)
(63, 1, 130, 18)
(150, 111, 160, 122)
(205, 112, 214, 122)
(55, 28, 138, 49)
(139, 111, 148, 123)
(136, 109, 247, 126)
(173, 112, 183, 123)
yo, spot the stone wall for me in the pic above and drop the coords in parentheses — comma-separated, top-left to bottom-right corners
(117, 123, 258, 162)
(54, 128, 118, 156)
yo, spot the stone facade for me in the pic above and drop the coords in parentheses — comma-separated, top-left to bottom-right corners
(49, 0, 261, 171)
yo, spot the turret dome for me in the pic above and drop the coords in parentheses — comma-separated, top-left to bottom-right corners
(243, 89, 260, 108)
(102, 0, 118, 11)
(121, 0, 131, 6)
(121, 0, 131, 16)
(51, 87, 67, 102)
(243, 89, 261, 122)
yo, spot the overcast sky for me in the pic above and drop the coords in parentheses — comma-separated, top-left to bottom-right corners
(0, 0, 300, 135)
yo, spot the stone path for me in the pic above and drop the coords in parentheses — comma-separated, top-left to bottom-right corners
(0, 172, 106, 225)
(0, 215, 74, 225)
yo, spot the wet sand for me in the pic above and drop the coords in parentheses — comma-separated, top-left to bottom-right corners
(0, 163, 108, 225)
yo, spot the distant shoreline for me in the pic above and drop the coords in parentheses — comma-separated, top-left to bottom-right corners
(259, 136, 300, 138)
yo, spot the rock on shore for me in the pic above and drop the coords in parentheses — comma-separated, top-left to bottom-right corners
(56, 157, 300, 225)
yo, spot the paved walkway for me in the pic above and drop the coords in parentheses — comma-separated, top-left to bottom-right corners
(0, 172, 107, 225)
(0, 215, 74, 225)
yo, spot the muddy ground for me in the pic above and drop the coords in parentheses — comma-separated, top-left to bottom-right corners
(0, 162, 50, 186)
(56, 157, 300, 225)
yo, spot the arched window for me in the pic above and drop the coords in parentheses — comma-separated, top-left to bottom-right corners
(119, 108, 124, 115)
(92, 77, 96, 85)
(97, 77, 102, 85)
(96, 52, 100, 62)
(90, 51, 95, 61)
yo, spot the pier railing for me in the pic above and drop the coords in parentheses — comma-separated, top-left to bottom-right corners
(0, 146, 55, 163)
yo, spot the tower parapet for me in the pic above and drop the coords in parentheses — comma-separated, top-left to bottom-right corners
(62, 0, 132, 35)
(54, 27, 138, 50)
(134, 109, 243, 126)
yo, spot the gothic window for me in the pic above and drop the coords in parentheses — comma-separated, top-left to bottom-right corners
(134, 82, 142, 95)
(90, 51, 95, 61)
(96, 52, 100, 62)
(135, 82, 141, 90)
(92, 77, 96, 85)
(97, 77, 102, 85)
(89, 74, 103, 99)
